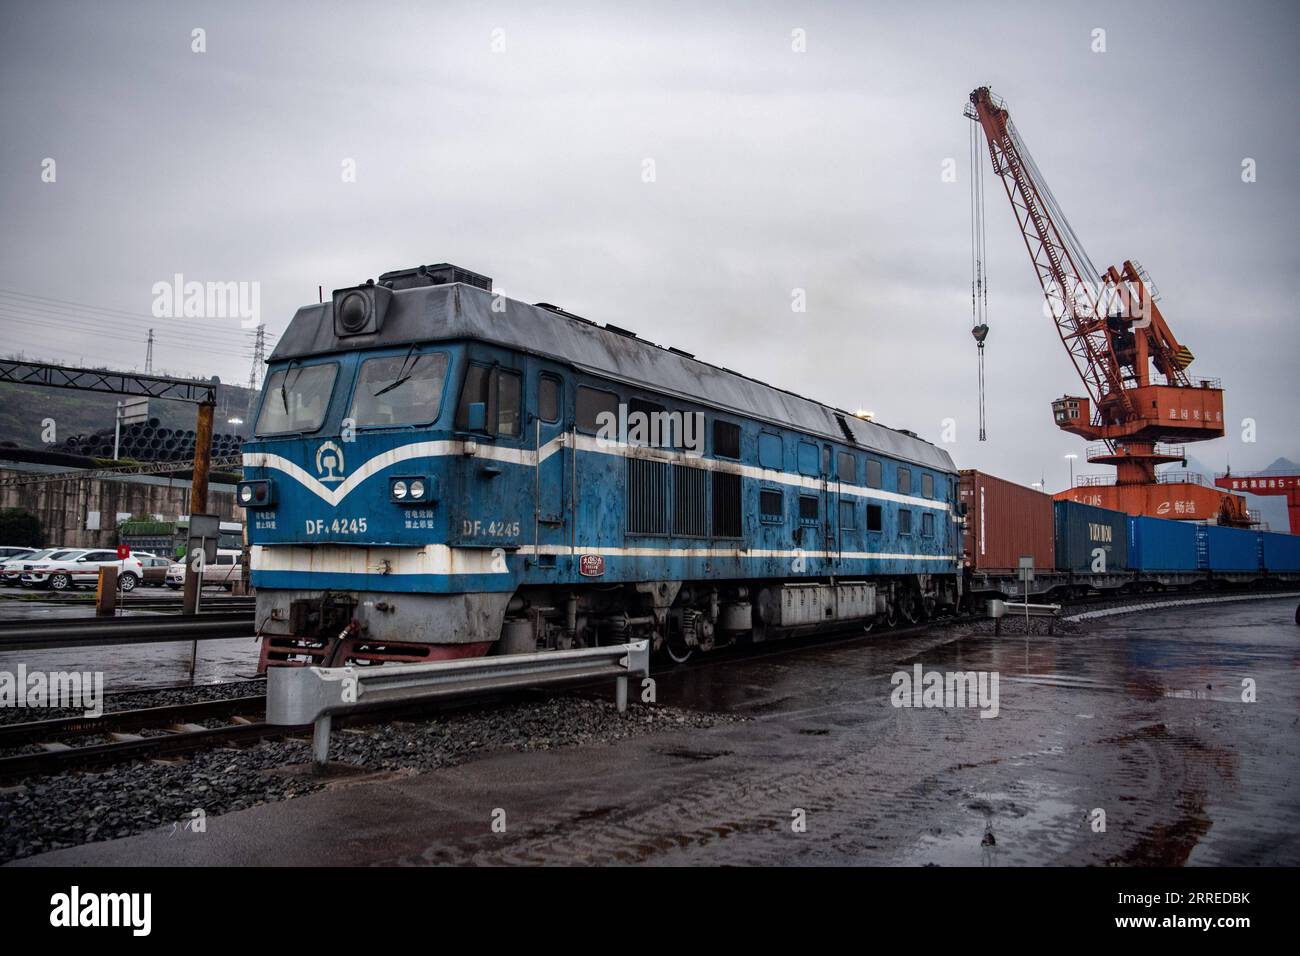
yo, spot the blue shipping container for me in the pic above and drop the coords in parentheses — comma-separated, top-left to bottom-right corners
(1197, 525, 1262, 572)
(1127, 515, 1198, 571)
(1054, 500, 1128, 572)
(1260, 531, 1300, 572)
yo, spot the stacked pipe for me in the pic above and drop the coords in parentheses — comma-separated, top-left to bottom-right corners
(63, 421, 245, 463)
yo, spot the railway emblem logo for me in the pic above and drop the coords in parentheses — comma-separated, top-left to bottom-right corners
(579, 554, 605, 577)
(315, 441, 346, 483)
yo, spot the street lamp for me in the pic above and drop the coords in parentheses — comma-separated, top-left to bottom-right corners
(1065, 453, 1078, 488)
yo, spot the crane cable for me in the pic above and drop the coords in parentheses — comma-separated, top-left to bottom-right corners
(969, 117, 990, 441)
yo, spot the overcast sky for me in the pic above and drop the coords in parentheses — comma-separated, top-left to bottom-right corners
(2, 0, 1297, 513)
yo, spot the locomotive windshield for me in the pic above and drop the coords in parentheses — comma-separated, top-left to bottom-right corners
(256, 363, 338, 435)
(350, 351, 450, 426)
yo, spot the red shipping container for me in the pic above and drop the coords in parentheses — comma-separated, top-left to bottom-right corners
(958, 470, 1055, 573)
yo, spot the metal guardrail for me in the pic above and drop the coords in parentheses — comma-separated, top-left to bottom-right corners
(0, 611, 255, 650)
(267, 641, 652, 766)
(987, 599, 1062, 635)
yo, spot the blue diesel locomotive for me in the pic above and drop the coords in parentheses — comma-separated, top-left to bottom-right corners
(240, 263, 960, 666)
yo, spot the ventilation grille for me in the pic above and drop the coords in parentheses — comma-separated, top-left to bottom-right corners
(673, 464, 708, 537)
(626, 459, 669, 535)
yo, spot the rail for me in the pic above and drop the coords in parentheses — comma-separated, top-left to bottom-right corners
(268, 641, 652, 766)
(0, 611, 255, 651)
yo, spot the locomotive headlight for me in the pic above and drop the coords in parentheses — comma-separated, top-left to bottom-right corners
(390, 475, 438, 505)
(237, 479, 275, 508)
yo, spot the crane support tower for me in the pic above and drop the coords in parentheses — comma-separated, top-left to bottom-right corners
(965, 86, 1248, 526)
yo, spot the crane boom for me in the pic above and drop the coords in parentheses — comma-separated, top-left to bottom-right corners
(965, 87, 1131, 423)
(965, 86, 1248, 527)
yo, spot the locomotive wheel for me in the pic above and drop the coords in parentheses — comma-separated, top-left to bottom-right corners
(900, 591, 920, 624)
(664, 636, 695, 664)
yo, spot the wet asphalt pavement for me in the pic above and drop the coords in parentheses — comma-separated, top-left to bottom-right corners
(12, 595, 1298, 866)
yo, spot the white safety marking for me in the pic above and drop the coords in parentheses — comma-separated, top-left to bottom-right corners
(250, 544, 509, 575)
(1064, 590, 1300, 622)
(245, 433, 949, 512)
(251, 543, 955, 576)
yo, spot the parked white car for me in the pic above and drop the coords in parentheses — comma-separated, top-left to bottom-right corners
(21, 549, 147, 592)
(0, 546, 38, 562)
(1, 548, 67, 586)
(165, 549, 243, 589)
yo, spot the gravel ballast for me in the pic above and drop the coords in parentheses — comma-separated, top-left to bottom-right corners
(0, 677, 266, 726)
(0, 696, 739, 863)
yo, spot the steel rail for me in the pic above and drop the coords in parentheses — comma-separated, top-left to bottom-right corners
(0, 611, 255, 651)
(0, 695, 268, 749)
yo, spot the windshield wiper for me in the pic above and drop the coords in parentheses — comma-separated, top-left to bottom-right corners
(279, 361, 299, 414)
(372, 345, 419, 398)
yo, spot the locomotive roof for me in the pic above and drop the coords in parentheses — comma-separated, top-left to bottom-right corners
(271, 282, 956, 474)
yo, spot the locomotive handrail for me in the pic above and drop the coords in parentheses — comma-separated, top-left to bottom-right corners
(267, 641, 651, 766)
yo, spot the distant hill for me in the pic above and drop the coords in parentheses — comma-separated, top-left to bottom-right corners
(0, 377, 258, 450)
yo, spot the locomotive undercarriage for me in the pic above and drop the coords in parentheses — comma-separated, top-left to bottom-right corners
(503, 573, 958, 661)
(256, 575, 957, 669)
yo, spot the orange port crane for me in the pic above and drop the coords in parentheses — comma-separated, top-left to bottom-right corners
(964, 86, 1248, 525)
(1215, 470, 1300, 534)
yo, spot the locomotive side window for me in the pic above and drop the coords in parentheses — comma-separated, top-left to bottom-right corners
(538, 375, 561, 423)
(839, 500, 856, 530)
(455, 364, 522, 436)
(576, 386, 619, 433)
(713, 420, 741, 459)
(350, 351, 449, 426)
(921, 512, 935, 537)
(256, 363, 338, 435)
(899, 509, 913, 535)
(759, 488, 783, 521)
(758, 433, 782, 469)
(837, 451, 855, 483)
(865, 458, 882, 488)
(798, 495, 819, 522)
(897, 467, 912, 495)
(797, 441, 819, 477)
(866, 503, 883, 532)
(497, 371, 522, 436)
(628, 398, 665, 446)
(921, 472, 934, 498)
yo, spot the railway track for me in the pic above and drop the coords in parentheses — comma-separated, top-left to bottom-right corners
(0, 610, 256, 651)
(1, 585, 1291, 783)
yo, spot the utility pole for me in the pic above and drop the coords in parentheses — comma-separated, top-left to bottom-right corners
(182, 398, 216, 615)
(144, 329, 154, 373)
